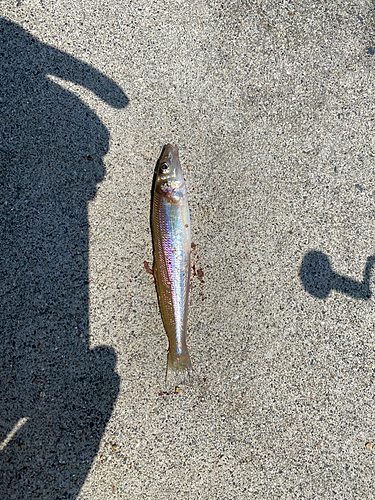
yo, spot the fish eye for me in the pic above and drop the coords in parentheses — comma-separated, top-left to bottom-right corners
(160, 163, 169, 172)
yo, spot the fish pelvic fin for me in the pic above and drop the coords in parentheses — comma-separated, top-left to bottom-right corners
(166, 350, 192, 389)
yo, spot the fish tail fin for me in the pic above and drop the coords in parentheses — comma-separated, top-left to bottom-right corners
(166, 350, 192, 389)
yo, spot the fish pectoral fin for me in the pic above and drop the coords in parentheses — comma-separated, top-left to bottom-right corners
(143, 261, 155, 282)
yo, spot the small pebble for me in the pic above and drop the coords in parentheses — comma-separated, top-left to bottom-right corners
(365, 442, 372, 450)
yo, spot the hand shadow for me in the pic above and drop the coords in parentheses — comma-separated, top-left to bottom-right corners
(0, 18, 128, 499)
(300, 251, 375, 300)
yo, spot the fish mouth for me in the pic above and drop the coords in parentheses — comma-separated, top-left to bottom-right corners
(159, 144, 178, 164)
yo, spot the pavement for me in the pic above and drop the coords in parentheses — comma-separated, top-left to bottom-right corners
(1, 0, 375, 498)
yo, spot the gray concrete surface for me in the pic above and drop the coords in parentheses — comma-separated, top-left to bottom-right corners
(1, 0, 375, 498)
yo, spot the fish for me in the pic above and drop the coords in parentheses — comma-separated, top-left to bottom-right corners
(151, 144, 192, 387)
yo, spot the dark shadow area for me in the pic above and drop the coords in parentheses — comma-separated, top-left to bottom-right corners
(300, 251, 375, 300)
(0, 18, 128, 498)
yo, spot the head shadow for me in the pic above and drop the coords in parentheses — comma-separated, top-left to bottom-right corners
(0, 18, 128, 498)
(300, 251, 375, 300)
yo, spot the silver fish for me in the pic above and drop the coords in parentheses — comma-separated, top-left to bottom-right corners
(151, 144, 192, 387)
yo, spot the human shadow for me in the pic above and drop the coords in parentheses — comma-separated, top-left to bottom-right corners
(300, 251, 375, 300)
(0, 18, 128, 498)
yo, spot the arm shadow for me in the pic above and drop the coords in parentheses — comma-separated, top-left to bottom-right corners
(300, 251, 375, 300)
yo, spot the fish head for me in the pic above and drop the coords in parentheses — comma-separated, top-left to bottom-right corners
(154, 144, 186, 202)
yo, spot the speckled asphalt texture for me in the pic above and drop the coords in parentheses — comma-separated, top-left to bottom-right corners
(1, 1, 375, 498)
